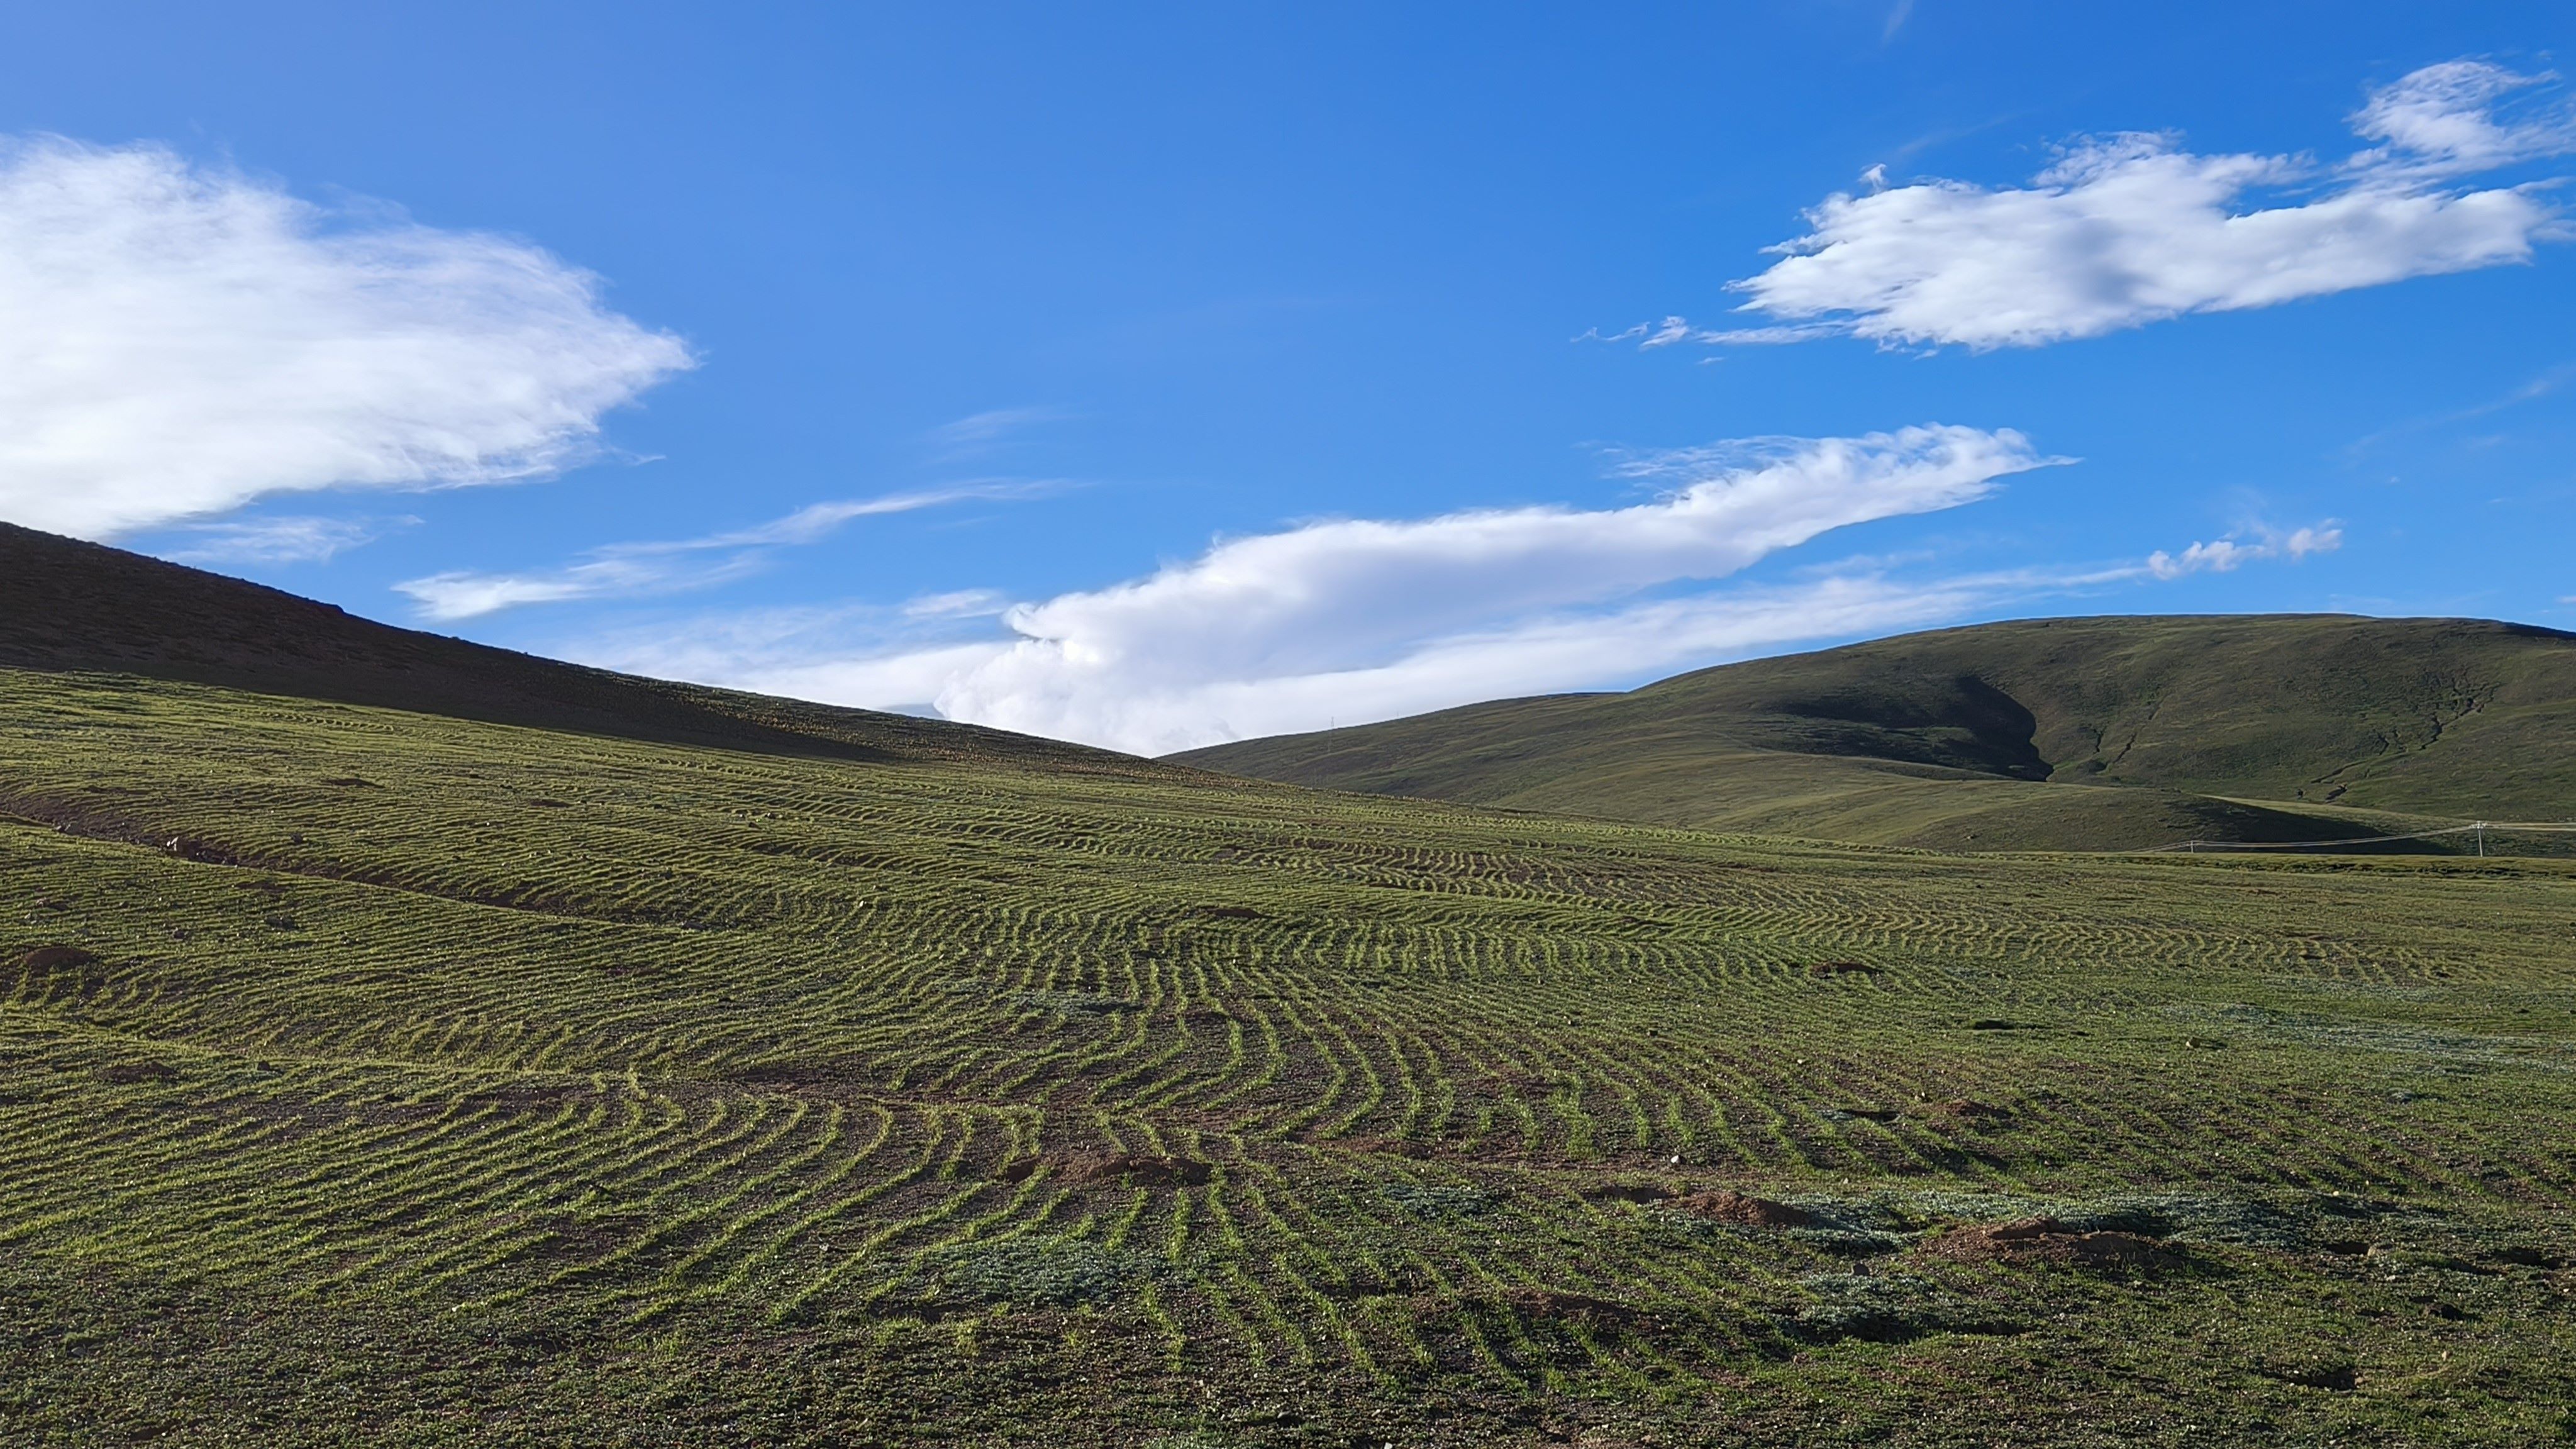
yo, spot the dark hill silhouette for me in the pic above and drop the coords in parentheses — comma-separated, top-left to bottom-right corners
(0, 522, 1141, 774)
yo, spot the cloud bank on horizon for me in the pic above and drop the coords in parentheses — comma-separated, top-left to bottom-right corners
(579, 426, 2339, 756)
(1613, 61, 2575, 350)
(0, 136, 692, 538)
(580, 428, 2097, 754)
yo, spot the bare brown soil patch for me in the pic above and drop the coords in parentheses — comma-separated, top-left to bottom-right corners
(1338, 1135, 1436, 1160)
(14, 945, 98, 972)
(1014, 1152, 1216, 1188)
(1671, 1189, 1812, 1226)
(1923, 1216, 2179, 1269)
(461, 1083, 599, 1113)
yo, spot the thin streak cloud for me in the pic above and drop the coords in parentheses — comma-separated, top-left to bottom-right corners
(396, 482, 1052, 621)
(157, 514, 402, 567)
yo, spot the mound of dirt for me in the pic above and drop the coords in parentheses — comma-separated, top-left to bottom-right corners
(14, 945, 99, 972)
(1923, 1216, 2179, 1269)
(1928, 1098, 2011, 1121)
(1807, 960, 1880, 977)
(1672, 1189, 1812, 1227)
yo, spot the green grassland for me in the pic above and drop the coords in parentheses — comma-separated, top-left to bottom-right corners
(1174, 614, 2576, 852)
(6, 662, 2576, 1446)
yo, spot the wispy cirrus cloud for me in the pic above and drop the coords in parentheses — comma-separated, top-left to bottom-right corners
(157, 514, 406, 567)
(577, 425, 2067, 752)
(930, 406, 1073, 455)
(0, 136, 693, 540)
(394, 482, 1051, 621)
(2349, 60, 2576, 180)
(2343, 360, 2576, 456)
(1596, 61, 2574, 353)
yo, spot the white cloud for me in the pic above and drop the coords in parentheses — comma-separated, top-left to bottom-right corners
(578, 425, 2063, 753)
(399, 559, 702, 621)
(988, 574, 2004, 753)
(1624, 62, 2573, 350)
(903, 589, 1011, 619)
(582, 468, 2360, 756)
(2350, 60, 2576, 180)
(396, 482, 1046, 621)
(0, 136, 693, 538)
(579, 601, 1009, 711)
(2146, 523, 2343, 580)
(930, 407, 1071, 453)
(158, 514, 398, 566)
(769, 574, 2010, 745)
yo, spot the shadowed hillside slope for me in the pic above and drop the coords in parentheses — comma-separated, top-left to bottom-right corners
(0, 521, 1143, 774)
(1174, 615, 2576, 851)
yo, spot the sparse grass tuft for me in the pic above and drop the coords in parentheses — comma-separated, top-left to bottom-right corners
(926, 1235, 1152, 1306)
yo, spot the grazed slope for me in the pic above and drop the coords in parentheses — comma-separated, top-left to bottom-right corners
(1175, 615, 2576, 850)
(0, 521, 1136, 773)
(4, 663, 2575, 1446)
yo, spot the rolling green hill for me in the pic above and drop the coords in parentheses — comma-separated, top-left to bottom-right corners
(3, 540, 2575, 1444)
(1174, 615, 2576, 852)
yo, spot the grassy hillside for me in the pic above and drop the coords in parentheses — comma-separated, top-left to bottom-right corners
(6, 658, 2576, 1444)
(1174, 615, 2576, 852)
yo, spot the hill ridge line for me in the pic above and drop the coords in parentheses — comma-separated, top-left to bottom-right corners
(1175, 614, 2576, 855)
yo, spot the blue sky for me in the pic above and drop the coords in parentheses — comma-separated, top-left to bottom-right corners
(3, 3, 2571, 752)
